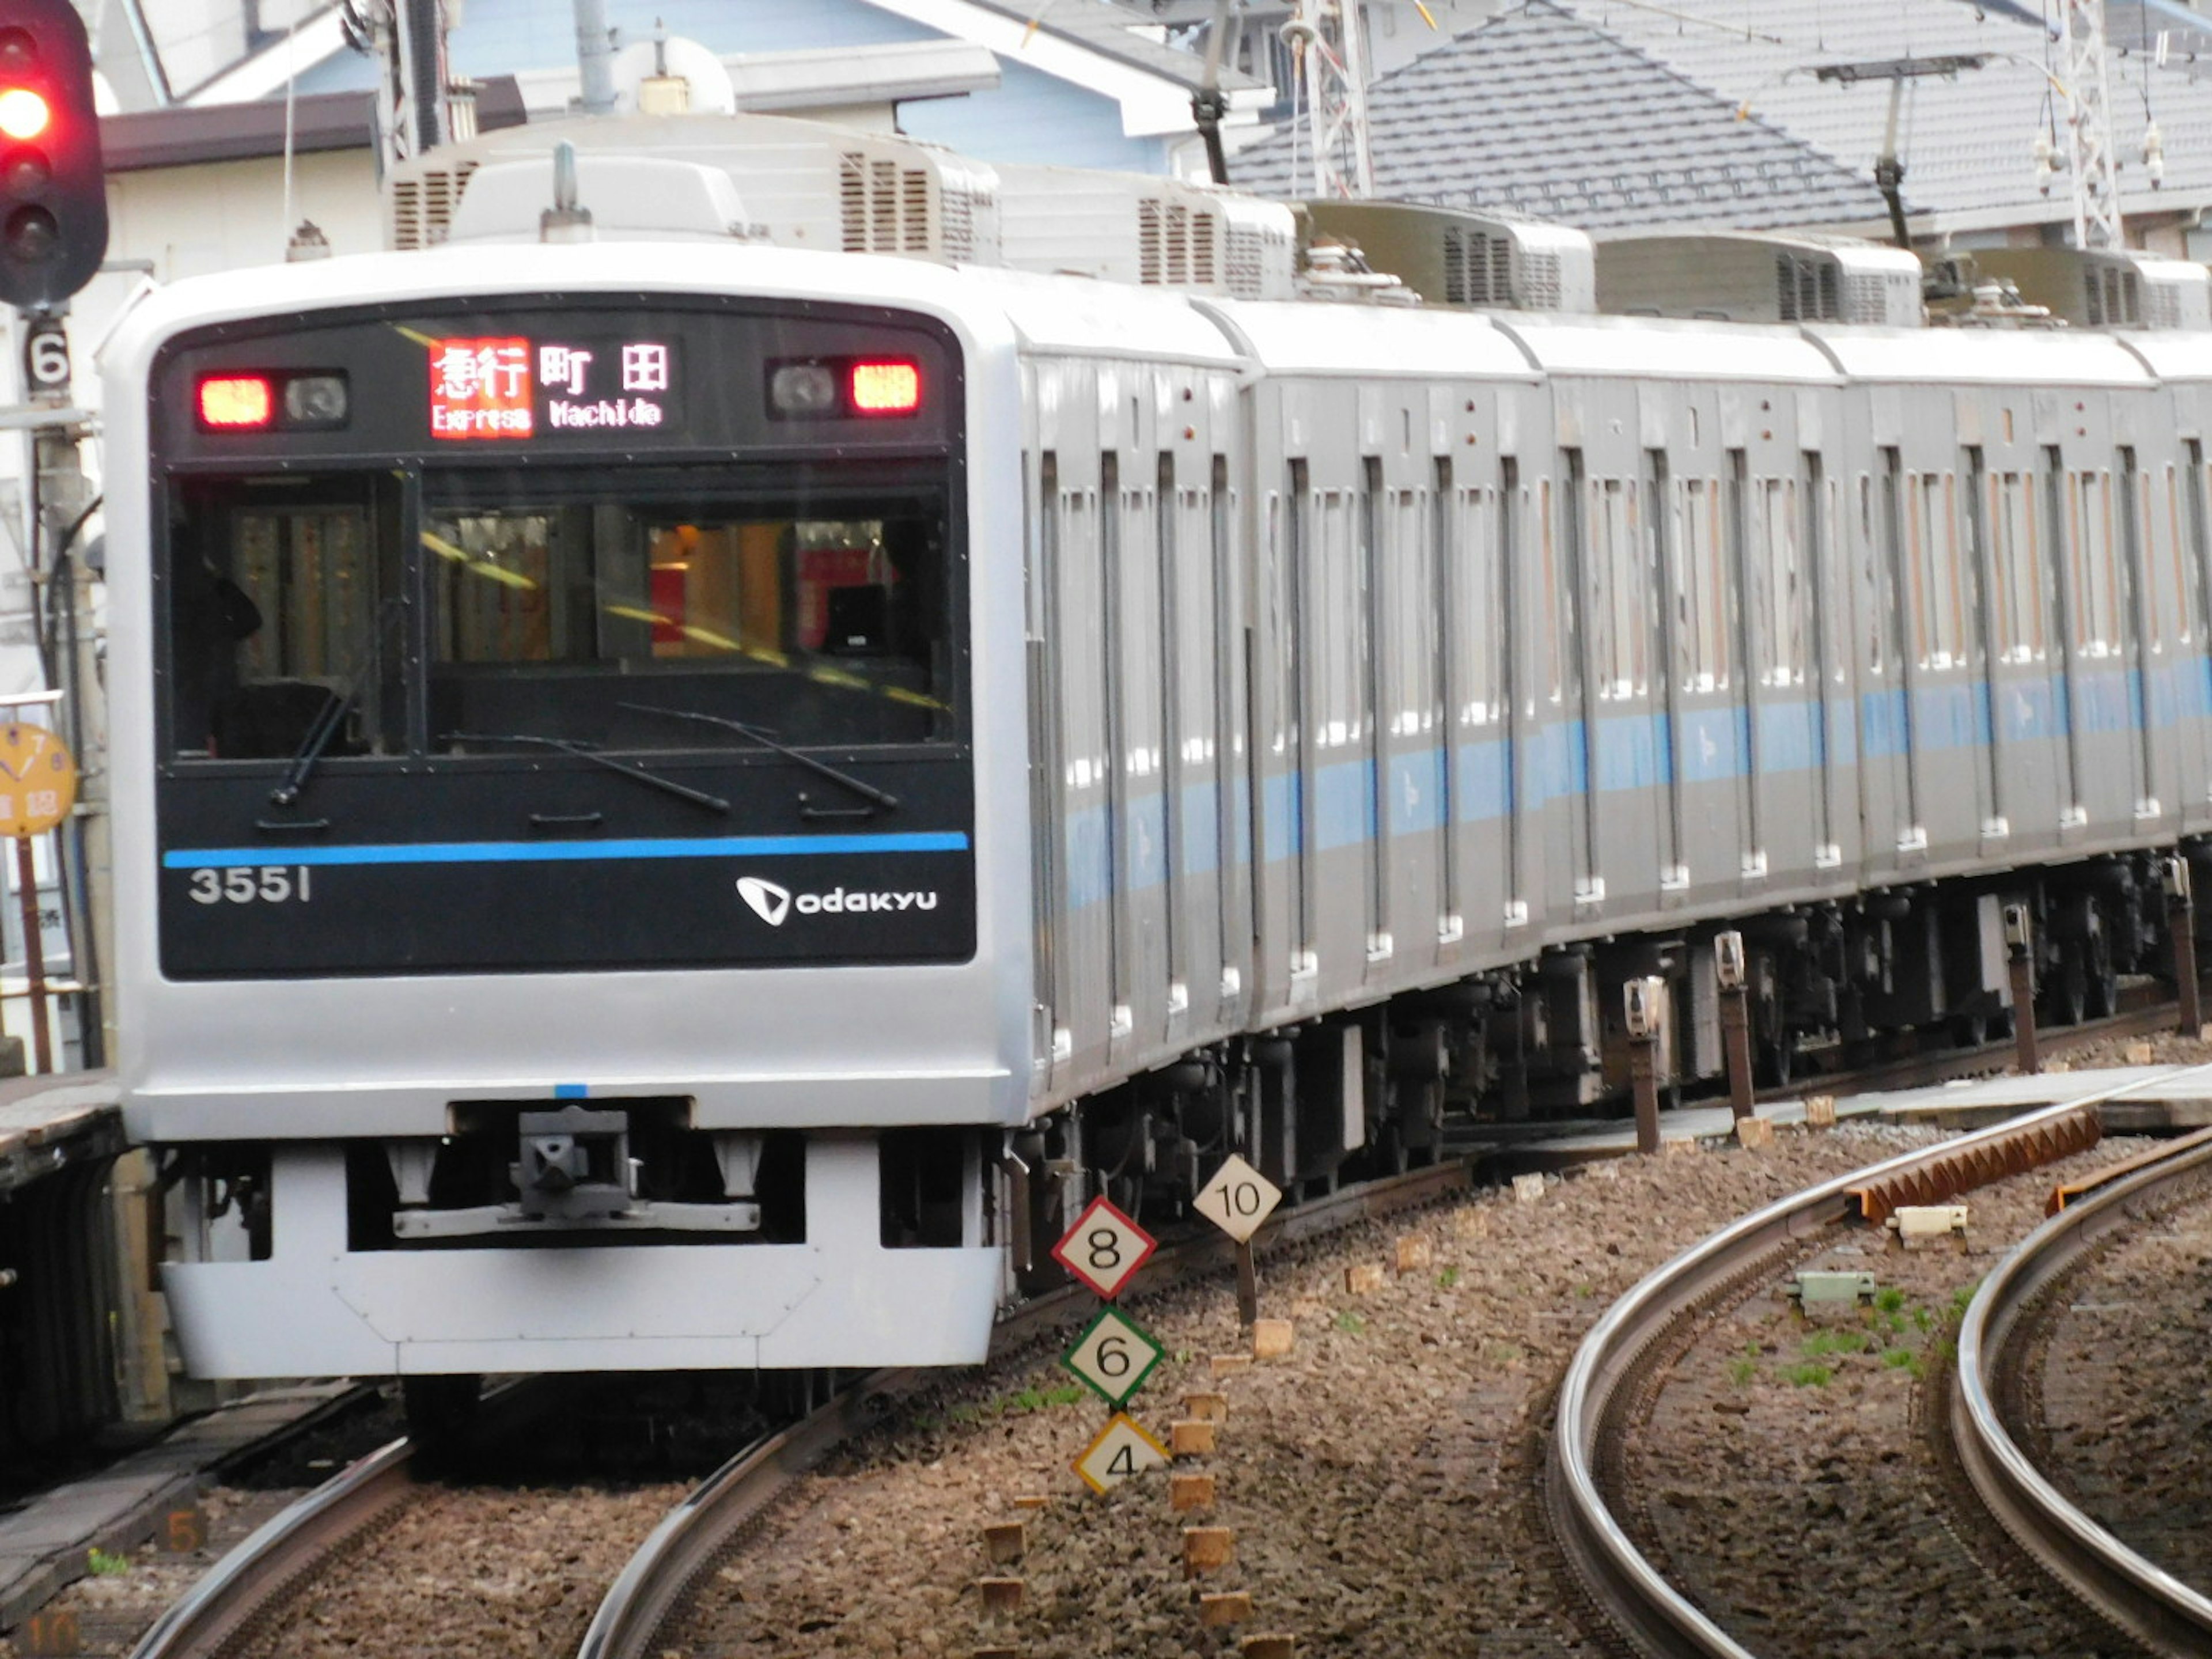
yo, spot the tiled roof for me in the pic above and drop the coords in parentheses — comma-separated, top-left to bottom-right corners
(1543, 0, 2212, 232)
(1230, 0, 1895, 232)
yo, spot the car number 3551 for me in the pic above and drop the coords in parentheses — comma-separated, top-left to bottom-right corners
(187, 866, 314, 905)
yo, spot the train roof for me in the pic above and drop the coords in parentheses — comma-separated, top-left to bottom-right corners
(2111, 331, 2212, 382)
(969, 268, 1249, 368)
(1486, 312, 1838, 383)
(1193, 298, 1540, 381)
(1802, 324, 2155, 387)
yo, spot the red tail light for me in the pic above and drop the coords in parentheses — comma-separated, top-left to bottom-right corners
(197, 374, 274, 430)
(849, 360, 921, 416)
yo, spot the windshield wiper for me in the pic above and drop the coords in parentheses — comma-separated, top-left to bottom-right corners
(616, 703, 899, 812)
(441, 732, 732, 815)
(271, 600, 402, 808)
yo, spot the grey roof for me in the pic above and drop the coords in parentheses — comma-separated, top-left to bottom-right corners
(1545, 0, 2212, 234)
(956, 0, 1263, 92)
(1231, 0, 1895, 232)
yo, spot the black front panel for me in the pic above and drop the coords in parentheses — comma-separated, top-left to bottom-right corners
(150, 296, 973, 979)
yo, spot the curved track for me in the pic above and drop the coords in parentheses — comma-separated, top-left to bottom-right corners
(1546, 1066, 2212, 1659)
(1954, 1127, 2212, 1657)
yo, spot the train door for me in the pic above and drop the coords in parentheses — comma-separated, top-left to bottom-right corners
(1897, 456, 1984, 866)
(2118, 446, 2166, 829)
(1643, 446, 1687, 904)
(1024, 438, 1067, 1096)
(1975, 440, 2063, 860)
(1724, 451, 1764, 882)
(1740, 453, 1822, 889)
(1802, 449, 1843, 876)
(1359, 454, 1392, 984)
(1373, 445, 1447, 983)
(1959, 446, 2008, 847)
(1253, 445, 1310, 1019)
(2055, 457, 2133, 836)
(1869, 448, 1924, 865)
(1043, 436, 1114, 1089)
(1557, 450, 1600, 915)
(2177, 440, 2212, 830)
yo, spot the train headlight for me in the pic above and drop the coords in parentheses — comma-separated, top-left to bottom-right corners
(769, 361, 838, 415)
(283, 373, 349, 427)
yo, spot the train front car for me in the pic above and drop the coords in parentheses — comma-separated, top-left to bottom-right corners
(108, 249, 1029, 1386)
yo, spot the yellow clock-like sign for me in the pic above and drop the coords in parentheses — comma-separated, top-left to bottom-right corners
(0, 725, 77, 838)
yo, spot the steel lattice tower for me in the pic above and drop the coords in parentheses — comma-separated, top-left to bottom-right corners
(1287, 0, 1374, 198)
(2059, 0, 2124, 248)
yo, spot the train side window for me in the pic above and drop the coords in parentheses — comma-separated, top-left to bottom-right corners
(1753, 476, 1802, 687)
(1586, 475, 1643, 700)
(1906, 471, 1961, 669)
(1452, 481, 1500, 726)
(1676, 476, 1726, 692)
(2070, 469, 2118, 656)
(1990, 471, 2044, 662)
(1392, 486, 1435, 737)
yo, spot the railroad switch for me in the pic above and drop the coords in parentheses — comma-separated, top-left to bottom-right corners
(1785, 1270, 1877, 1312)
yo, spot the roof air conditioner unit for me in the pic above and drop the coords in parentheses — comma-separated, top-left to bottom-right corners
(1301, 201, 1594, 313)
(1595, 232, 1923, 326)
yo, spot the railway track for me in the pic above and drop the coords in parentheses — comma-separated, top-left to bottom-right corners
(120, 1380, 570, 1659)
(1546, 1064, 2212, 1659)
(113, 1158, 1470, 1659)
(1953, 1125, 2212, 1656)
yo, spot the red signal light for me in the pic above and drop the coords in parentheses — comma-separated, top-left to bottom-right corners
(198, 376, 274, 430)
(849, 361, 921, 416)
(0, 88, 49, 143)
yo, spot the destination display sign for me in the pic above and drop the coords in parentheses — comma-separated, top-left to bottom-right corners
(427, 335, 678, 442)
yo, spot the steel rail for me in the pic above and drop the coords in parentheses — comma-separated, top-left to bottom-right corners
(1954, 1127, 2212, 1656)
(123, 1377, 560, 1659)
(1547, 1064, 2212, 1659)
(578, 1153, 1472, 1659)
(123, 1436, 415, 1659)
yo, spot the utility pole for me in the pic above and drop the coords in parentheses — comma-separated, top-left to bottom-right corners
(1282, 0, 1373, 198)
(2058, 0, 2124, 248)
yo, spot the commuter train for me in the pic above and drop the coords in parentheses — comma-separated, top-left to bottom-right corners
(108, 113, 2212, 1404)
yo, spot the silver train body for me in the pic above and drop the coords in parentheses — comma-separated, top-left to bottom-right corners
(109, 221, 2212, 1380)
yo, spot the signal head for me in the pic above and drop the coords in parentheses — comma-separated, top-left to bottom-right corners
(0, 2, 107, 314)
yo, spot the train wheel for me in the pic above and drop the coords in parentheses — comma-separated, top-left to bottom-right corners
(402, 1374, 482, 1464)
(2084, 921, 2119, 1020)
(2043, 955, 2088, 1027)
(1756, 1028, 1798, 1088)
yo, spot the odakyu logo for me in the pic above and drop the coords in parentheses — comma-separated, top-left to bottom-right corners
(736, 874, 940, 926)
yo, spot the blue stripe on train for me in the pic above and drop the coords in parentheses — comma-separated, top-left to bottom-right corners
(164, 830, 972, 869)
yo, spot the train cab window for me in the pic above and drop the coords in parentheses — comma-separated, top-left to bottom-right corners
(422, 471, 955, 751)
(164, 473, 404, 763)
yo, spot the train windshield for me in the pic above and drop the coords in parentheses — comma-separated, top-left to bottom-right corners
(166, 466, 958, 763)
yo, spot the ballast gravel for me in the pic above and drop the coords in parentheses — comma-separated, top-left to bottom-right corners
(662, 1124, 1982, 1659)
(9, 1109, 2203, 1659)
